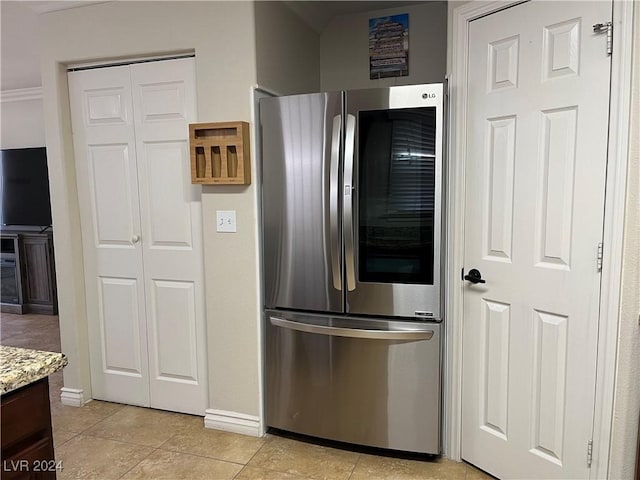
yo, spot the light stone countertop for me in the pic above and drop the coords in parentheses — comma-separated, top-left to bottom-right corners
(0, 345, 67, 395)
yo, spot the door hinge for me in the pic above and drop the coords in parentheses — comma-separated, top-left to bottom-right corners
(597, 242, 604, 272)
(593, 22, 613, 55)
(587, 439, 593, 467)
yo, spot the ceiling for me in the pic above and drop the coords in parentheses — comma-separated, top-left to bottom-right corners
(1, 0, 429, 90)
(22, 1, 427, 32)
(21, 0, 427, 19)
(284, 1, 428, 32)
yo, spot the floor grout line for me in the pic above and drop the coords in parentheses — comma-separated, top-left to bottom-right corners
(155, 430, 180, 451)
(50, 404, 126, 437)
(53, 430, 81, 450)
(62, 430, 165, 450)
(115, 447, 160, 480)
(80, 431, 166, 450)
(233, 436, 315, 479)
(243, 433, 270, 467)
(153, 442, 251, 467)
(347, 453, 362, 480)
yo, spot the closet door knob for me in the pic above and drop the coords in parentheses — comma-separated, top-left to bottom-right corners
(131, 234, 140, 244)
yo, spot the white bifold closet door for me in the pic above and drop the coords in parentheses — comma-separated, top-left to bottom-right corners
(68, 57, 207, 416)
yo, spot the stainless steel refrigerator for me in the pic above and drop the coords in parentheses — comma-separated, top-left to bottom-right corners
(259, 84, 444, 454)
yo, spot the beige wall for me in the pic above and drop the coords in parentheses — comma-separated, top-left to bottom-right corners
(255, 1, 320, 95)
(36, 0, 640, 463)
(1, 2, 42, 90)
(0, 97, 46, 148)
(39, 1, 261, 416)
(609, 2, 640, 477)
(320, 2, 447, 91)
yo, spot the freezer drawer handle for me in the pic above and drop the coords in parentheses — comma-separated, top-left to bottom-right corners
(270, 316, 434, 340)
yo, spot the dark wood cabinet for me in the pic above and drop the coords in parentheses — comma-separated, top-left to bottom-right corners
(1, 378, 56, 480)
(0, 230, 57, 315)
(20, 235, 57, 314)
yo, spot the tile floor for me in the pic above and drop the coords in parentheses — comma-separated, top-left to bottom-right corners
(1, 312, 494, 480)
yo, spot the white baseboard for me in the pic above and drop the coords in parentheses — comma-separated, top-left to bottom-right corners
(204, 409, 262, 437)
(60, 387, 88, 407)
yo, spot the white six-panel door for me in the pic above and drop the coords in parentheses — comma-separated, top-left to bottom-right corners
(461, 1, 611, 478)
(69, 58, 207, 416)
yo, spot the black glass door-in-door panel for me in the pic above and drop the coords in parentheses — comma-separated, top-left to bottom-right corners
(358, 107, 436, 285)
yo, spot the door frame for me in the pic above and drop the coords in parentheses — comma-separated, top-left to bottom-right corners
(250, 84, 282, 437)
(446, 2, 635, 478)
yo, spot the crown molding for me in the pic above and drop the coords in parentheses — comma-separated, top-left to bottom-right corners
(25, 1, 108, 15)
(1, 87, 43, 103)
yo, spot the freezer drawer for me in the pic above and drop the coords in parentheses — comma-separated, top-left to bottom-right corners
(265, 310, 441, 454)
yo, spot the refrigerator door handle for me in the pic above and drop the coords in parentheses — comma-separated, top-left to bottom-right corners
(270, 316, 434, 341)
(330, 114, 342, 291)
(343, 114, 356, 291)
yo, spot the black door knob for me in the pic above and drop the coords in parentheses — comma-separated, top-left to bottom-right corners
(464, 268, 486, 284)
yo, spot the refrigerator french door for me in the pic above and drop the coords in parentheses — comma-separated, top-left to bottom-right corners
(260, 84, 444, 454)
(345, 85, 443, 318)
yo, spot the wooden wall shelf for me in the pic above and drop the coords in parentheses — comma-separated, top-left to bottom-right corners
(189, 121, 251, 185)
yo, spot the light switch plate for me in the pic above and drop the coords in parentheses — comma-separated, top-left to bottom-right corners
(216, 210, 237, 233)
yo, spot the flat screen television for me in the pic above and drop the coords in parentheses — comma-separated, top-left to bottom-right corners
(0, 147, 53, 227)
